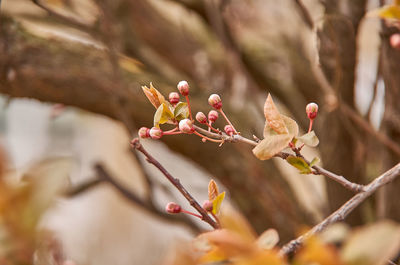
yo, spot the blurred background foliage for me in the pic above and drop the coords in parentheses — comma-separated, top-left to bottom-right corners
(1, 0, 400, 264)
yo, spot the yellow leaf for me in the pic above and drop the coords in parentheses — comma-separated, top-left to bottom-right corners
(208, 179, 219, 201)
(295, 236, 343, 265)
(142, 82, 166, 109)
(233, 251, 286, 265)
(220, 205, 257, 242)
(368, 4, 400, 20)
(263, 94, 288, 135)
(153, 103, 174, 127)
(212, 191, 225, 215)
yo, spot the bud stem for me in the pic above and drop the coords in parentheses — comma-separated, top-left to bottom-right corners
(181, 210, 203, 219)
(163, 131, 184, 135)
(185, 95, 193, 121)
(219, 109, 238, 134)
(308, 119, 314, 133)
(206, 122, 221, 133)
(194, 131, 223, 143)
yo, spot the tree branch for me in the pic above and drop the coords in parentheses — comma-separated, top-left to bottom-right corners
(130, 138, 219, 229)
(279, 162, 400, 255)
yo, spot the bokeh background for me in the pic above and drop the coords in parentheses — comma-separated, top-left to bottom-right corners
(1, 0, 400, 264)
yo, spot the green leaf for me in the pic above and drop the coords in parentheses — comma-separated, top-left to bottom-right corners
(297, 131, 319, 147)
(252, 134, 292, 160)
(341, 221, 400, 265)
(153, 103, 174, 127)
(173, 102, 189, 121)
(212, 192, 225, 215)
(310, 157, 320, 167)
(286, 156, 312, 174)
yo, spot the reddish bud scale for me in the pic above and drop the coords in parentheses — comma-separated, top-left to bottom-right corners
(390, 34, 400, 50)
(138, 127, 150, 138)
(208, 94, 222, 110)
(149, 127, 163, 139)
(169, 92, 180, 104)
(179, 119, 195, 133)
(166, 202, 181, 214)
(196, 112, 207, 124)
(208, 110, 219, 122)
(202, 200, 213, 212)
(224, 125, 234, 136)
(177, 81, 190, 96)
(306, 102, 318, 120)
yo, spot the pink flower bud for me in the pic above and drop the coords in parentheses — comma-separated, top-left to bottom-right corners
(202, 200, 213, 212)
(208, 94, 222, 109)
(179, 119, 195, 133)
(138, 127, 150, 138)
(169, 92, 180, 104)
(224, 125, 234, 136)
(165, 202, 181, 214)
(306, 102, 318, 120)
(149, 127, 163, 139)
(390, 33, 400, 50)
(196, 112, 207, 124)
(177, 80, 190, 96)
(208, 110, 219, 122)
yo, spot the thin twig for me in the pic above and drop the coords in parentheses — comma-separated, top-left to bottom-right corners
(130, 139, 219, 229)
(94, 164, 201, 232)
(279, 162, 400, 255)
(313, 165, 365, 192)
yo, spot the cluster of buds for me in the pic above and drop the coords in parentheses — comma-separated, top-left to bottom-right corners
(224, 125, 234, 136)
(208, 110, 218, 122)
(169, 92, 180, 105)
(179, 119, 195, 133)
(177, 81, 190, 96)
(139, 127, 163, 139)
(196, 112, 207, 124)
(208, 94, 222, 110)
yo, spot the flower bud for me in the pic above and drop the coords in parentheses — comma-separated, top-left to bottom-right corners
(208, 110, 219, 122)
(177, 80, 190, 96)
(179, 119, 195, 133)
(166, 202, 181, 214)
(169, 92, 180, 104)
(149, 127, 163, 139)
(196, 112, 207, 124)
(390, 33, 400, 50)
(224, 125, 234, 136)
(138, 127, 150, 138)
(208, 94, 222, 109)
(202, 200, 213, 212)
(306, 102, 318, 120)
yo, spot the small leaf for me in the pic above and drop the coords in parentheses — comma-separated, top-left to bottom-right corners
(263, 115, 298, 139)
(341, 221, 400, 265)
(252, 134, 292, 160)
(256, 229, 279, 250)
(368, 4, 400, 20)
(142, 82, 166, 109)
(286, 156, 312, 174)
(297, 131, 319, 147)
(173, 102, 189, 121)
(153, 103, 174, 127)
(212, 192, 225, 215)
(208, 179, 219, 201)
(263, 94, 288, 135)
(310, 157, 320, 167)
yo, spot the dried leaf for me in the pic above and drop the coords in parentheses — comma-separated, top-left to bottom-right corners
(208, 179, 219, 201)
(286, 156, 312, 174)
(297, 131, 319, 147)
(154, 103, 174, 127)
(173, 102, 189, 121)
(341, 221, 400, 265)
(212, 192, 225, 215)
(142, 82, 166, 109)
(256, 229, 279, 250)
(252, 134, 292, 160)
(263, 94, 288, 135)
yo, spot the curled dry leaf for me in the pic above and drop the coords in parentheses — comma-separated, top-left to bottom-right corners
(208, 179, 219, 201)
(297, 131, 319, 147)
(142, 82, 166, 109)
(264, 94, 288, 135)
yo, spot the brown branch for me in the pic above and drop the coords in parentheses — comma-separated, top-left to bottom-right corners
(130, 138, 219, 229)
(279, 162, 400, 255)
(293, 0, 314, 29)
(312, 165, 365, 192)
